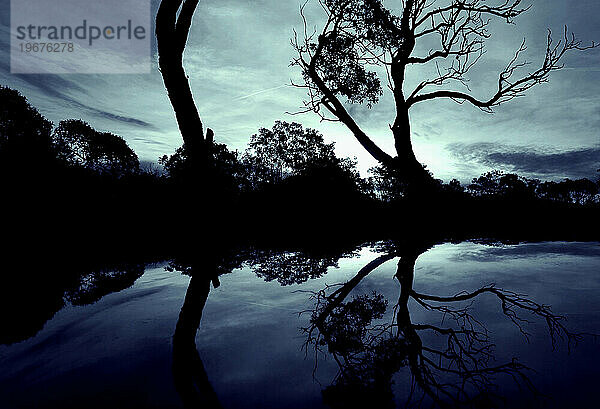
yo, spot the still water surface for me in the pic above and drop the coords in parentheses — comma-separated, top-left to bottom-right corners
(1, 241, 599, 408)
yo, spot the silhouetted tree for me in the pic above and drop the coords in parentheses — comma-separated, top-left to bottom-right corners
(465, 170, 599, 205)
(241, 121, 359, 188)
(156, 0, 214, 170)
(537, 178, 599, 205)
(467, 170, 537, 200)
(292, 0, 597, 187)
(159, 141, 242, 193)
(446, 178, 464, 193)
(367, 164, 410, 201)
(561, 178, 598, 205)
(0, 86, 54, 172)
(52, 119, 139, 177)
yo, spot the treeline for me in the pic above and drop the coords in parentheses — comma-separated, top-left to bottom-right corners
(2, 85, 599, 250)
(0, 87, 140, 180)
(3, 85, 598, 207)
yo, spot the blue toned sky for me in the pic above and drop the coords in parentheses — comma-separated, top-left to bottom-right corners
(0, 0, 599, 182)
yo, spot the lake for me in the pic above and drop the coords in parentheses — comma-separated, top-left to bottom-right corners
(1, 241, 599, 408)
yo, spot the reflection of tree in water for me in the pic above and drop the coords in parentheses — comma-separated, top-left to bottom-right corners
(246, 250, 343, 286)
(167, 242, 360, 407)
(168, 246, 245, 409)
(64, 263, 145, 306)
(302, 242, 583, 408)
(243, 241, 360, 286)
(1, 260, 148, 345)
(172, 273, 223, 409)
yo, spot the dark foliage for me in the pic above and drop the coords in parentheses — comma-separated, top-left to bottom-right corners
(467, 170, 599, 205)
(0, 86, 54, 174)
(53, 119, 139, 177)
(159, 141, 243, 199)
(0, 85, 598, 256)
(239, 121, 363, 190)
(246, 250, 341, 286)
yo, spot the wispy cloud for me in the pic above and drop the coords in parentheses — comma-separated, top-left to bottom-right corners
(233, 84, 287, 101)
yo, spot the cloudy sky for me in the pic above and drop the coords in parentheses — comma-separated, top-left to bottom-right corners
(1, 0, 599, 182)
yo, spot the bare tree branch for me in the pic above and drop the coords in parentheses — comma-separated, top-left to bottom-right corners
(291, 0, 598, 183)
(407, 28, 598, 112)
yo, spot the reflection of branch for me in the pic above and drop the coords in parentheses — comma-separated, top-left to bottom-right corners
(313, 253, 396, 329)
(411, 284, 582, 350)
(405, 317, 537, 408)
(302, 243, 587, 408)
(300, 253, 396, 378)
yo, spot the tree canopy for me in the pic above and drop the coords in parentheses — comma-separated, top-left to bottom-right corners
(241, 121, 344, 185)
(292, 0, 597, 184)
(52, 119, 139, 177)
(0, 86, 54, 169)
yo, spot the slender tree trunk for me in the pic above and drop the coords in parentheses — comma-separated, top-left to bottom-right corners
(391, 100, 432, 186)
(158, 56, 205, 161)
(156, 0, 209, 170)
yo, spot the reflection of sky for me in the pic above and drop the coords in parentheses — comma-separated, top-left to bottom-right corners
(0, 0, 599, 181)
(0, 241, 599, 408)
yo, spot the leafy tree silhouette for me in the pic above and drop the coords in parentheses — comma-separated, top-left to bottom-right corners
(240, 121, 362, 191)
(159, 140, 242, 196)
(538, 178, 599, 205)
(0, 86, 54, 174)
(467, 170, 536, 200)
(52, 119, 139, 177)
(291, 0, 598, 189)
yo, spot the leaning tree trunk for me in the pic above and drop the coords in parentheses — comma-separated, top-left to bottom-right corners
(156, 0, 213, 169)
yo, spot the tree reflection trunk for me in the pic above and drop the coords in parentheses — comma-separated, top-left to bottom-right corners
(394, 248, 451, 409)
(172, 273, 222, 409)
